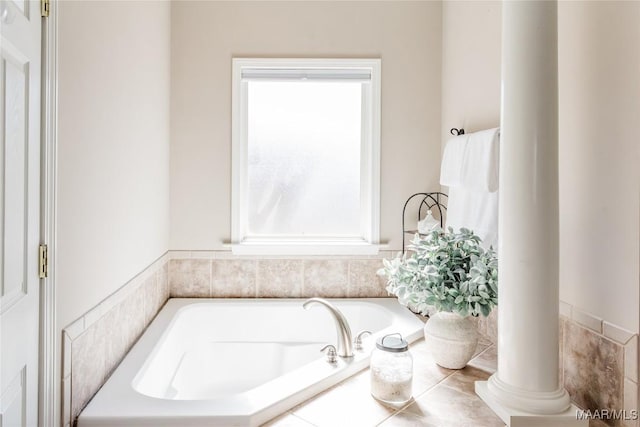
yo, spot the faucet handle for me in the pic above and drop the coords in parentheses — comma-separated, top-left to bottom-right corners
(320, 344, 338, 364)
(354, 330, 372, 351)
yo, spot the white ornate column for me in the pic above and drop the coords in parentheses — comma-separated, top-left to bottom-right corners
(475, 1, 587, 425)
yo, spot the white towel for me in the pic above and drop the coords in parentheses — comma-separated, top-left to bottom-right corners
(460, 128, 500, 192)
(440, 127, 500, 251)
(439, 133, 469, 188)
(445, 187, 499, 250)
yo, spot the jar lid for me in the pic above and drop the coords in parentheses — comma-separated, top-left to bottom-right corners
(376, 333, 409, 353)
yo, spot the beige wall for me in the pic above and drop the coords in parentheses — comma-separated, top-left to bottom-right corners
(441, 1, 501, 145)
(558, 1, 640, 333)
(57, 0, 171, 332)
(441, 1, 640, 333)
(170, 1, 443, 251)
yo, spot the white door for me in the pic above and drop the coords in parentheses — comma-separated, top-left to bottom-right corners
(0, 0, 41, 426)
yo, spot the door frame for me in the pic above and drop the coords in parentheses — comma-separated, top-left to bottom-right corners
(39, 0, 58, 425)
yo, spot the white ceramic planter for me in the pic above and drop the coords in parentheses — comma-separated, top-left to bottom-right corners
(423, 312, 478, 369)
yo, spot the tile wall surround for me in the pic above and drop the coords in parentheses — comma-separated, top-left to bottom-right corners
(64, 249, 639, 427)
(477, 301, 639, 427)
(560, 306, 639, 427)
(62, 254, 169, 427)
(168, 250, 395, 299)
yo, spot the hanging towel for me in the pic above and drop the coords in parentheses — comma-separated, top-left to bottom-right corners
(445, 187, 499, 250)
(460, 128, 500, 192)
(439, 133, 469, 188)
(440, 127, 500, 251)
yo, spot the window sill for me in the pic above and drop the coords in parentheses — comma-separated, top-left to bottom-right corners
(230, 240, 383, 256)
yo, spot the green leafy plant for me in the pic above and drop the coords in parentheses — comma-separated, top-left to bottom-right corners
(378, 227, 498, 317)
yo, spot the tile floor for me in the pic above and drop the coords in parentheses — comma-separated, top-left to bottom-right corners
(264, 337, 505, 427)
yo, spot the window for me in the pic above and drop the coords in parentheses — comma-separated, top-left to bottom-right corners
(231, 58, 381, 255)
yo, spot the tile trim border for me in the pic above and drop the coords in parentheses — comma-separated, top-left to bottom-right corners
(168, 249, 399, 260)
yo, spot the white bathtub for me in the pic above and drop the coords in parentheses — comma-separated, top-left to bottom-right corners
(78, 298, 424, 426)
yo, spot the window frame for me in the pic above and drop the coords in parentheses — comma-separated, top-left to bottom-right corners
(231, 58, 381, 255)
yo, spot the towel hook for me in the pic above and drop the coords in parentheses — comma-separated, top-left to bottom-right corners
(450, 128, 465, 136)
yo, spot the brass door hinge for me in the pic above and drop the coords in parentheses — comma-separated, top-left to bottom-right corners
(41, 0, 49, 17)
(39, 245, 48, 279)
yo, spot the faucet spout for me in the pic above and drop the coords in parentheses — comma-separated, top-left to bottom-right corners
(303, 297, 354, 358)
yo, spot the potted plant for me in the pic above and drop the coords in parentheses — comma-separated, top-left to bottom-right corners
(378, 228, 498, 369)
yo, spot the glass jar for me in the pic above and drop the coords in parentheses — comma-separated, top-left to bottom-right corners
(370, 333, 413, 405)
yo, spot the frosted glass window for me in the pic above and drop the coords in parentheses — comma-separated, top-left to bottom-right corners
(247, 81, 361, 237)
(232, 59, 381, 255)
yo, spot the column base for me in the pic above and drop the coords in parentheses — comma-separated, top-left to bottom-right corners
(476, 381, 588, 427)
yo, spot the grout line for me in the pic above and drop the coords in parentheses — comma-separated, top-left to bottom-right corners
(466, 343, 499, 377)
(560, 320, 565, 386)
(209, 258, 214, 298)
(472, 343, 495, 361)
(347, 260, 352, 297)
(299, 260, 305, 297)
(289, 411, 319, 427)
(251, 259, 257, 298)
(255, 260, 261, 298)
(375, 370, 458, 426)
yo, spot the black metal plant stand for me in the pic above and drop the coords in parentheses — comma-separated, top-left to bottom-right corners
(401, 192, 448, 253)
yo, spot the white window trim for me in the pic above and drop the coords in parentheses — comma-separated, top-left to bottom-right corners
(231, 58, 381, 255)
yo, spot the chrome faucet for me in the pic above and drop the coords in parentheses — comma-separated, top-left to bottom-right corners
(303, 297, 354, 358)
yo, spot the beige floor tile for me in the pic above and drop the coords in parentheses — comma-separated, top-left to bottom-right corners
(377, 410, 430, 426)
(410, 340, 455, 395)
(381, 368, 504, 427)
(282, 338, 501, 427)
(468, 345, 497, 374)
(476, 335, 493, 354)
(380, 409, 460, 427)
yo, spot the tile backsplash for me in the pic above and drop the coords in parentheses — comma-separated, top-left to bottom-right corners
(564, 319, 624, 425)
(561, 316, 638, 427)
(62, 254, 169, 427)
(168, 251, 391, 299)
(63, 249, 639, 427)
